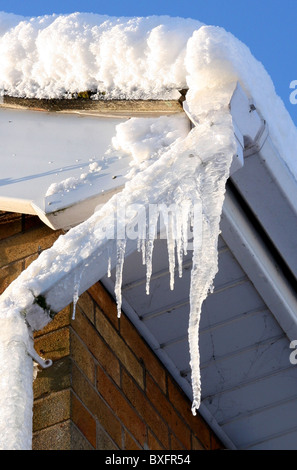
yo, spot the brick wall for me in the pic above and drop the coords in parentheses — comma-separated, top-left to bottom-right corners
(33, 283, 223, 450)
(0, 211, 63, 294)
(0, 212, 223, 451)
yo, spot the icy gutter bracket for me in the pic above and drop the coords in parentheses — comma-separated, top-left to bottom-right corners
(182, 87, 244, 177)
(183, 82, 270, 177)
(27, 347, 53, 369)
(27, 328, 53, 369)
(229, 82, 269, 158)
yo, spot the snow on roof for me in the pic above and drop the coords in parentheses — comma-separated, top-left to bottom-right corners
(0, 13, 297, 416)
(0, 12, 296, 180)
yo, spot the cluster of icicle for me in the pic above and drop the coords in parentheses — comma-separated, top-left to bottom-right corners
(99, 86, 237, 414)
(0, 87, 237, 418)
(67, 87, 236, 414)
(0, 14, 253, 416)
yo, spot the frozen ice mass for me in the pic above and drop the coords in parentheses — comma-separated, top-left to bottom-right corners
(0, 12, 297, 448)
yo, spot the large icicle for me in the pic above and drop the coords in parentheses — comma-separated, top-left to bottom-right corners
(114, 239, 127, 318)
(107, 92, 237, 413)
(145, 204, 159, 295)
(187, 116, 236, 414)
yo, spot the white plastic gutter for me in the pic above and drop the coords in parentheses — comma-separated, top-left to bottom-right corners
(221, 190, 297, 343)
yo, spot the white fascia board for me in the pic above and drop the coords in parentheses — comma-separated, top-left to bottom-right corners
(229, 83, 297, 281)
(0, 108, 131, 229)
(231, 135, 297, 281)
(225, 83, 297, 339)
(221, 190, 297, 342)
(22, 82, 297, 321)
(0, 107, 187, 230)
(31, 187, 124, 231)
(0, 196, 36, 215)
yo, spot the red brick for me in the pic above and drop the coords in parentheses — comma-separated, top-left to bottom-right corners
(0, 225, 61, 268)
(211, 433, 224, 450)
(23, 253, 39, 269)
(33, 389, 71, 431)
(170, 433, 185, 450)
(77, 291, 94, 323)
(33, 421, 72, 450)
(97, 424, 119, 450)
(34, 357, 71, 399)
(88, 282, 119, 329)
(124, 431, 142, 450)
(167, 377, 211, 450)
(22, 214, 44, 232)
(72, 394, 96, 448)
(33, 420, 94, 450)
(122, 369, 169, 448)
(72, 308, 120, 386)
(146, 374, 191, 450)
(72, 363, 122, 447)
(192, 434, 205, 450)
(70, 330, 95, 384)
(0, 216, 22, 240)
(71, 424, 95, 450)
(120, 314, 166, 393)
(95, 306, 143, 389)
(34, 306, 71, 338)
(148, 431, 165, 450)
(96, 365, 146, 447)
(34, 327, 70, 362)
(0, 260, 23, 294)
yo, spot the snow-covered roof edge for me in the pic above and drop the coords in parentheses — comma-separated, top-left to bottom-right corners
(1, 14, 297, 420)
(1, 12, 296, 180)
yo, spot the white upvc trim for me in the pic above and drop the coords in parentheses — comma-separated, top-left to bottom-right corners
(221, 190, 297, 342)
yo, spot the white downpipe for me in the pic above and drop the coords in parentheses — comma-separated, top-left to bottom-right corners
(0, 316, 34, 450)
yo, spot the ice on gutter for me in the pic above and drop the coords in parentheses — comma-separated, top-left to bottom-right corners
(0, 14, 296, 449)
(0, 83, 237, 447)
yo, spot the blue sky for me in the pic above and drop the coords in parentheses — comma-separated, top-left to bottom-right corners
(1, 0, 297, 125)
